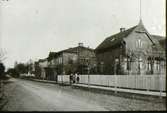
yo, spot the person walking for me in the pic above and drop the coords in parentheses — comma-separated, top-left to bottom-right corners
(76, 75, 80, 83)
(73, 73, 76, 83)
(69, 73, 73, 85)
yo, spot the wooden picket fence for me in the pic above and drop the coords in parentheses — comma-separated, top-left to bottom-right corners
(57, 74, 166, 92)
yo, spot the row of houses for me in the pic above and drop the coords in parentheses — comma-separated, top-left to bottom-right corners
(33, 20, 166, 81)
(34, 43, 97, 80)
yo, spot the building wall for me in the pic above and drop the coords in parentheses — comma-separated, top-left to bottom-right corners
(38, 60, 48, 79)
(77, 47, 97, 74)
(39, 60, 48, 68)
(62, 52, 78, 65)
(96, 43, 126, 75)
(124, 25, 153, 52)
(62, 52, 78, 74)
(124, 26, 165, 75)
(123, 26, 152, 75)
(96, 25, 165, 75)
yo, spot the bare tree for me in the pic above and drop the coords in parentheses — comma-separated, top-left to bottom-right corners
(0, 49, 7, 62)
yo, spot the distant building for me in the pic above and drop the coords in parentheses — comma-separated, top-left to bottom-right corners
(47, 43, 97, 76)
(34, 61, 41, 79)
(37, 58, 48, 79)
(95, 20, 166, 75)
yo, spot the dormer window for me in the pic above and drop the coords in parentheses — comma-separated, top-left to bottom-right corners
(110, 38, 115, 42)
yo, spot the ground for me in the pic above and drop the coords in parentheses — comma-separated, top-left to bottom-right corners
(0, 78, 166, 111)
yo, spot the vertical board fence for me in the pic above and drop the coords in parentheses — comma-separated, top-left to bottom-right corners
(57, 75, 166, 92)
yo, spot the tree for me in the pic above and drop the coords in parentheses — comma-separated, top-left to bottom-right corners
(0, 49, 7, 62)
(0, 63, 5, 78)
(7, 68, 19, 78)
(14, 63, 28, 75)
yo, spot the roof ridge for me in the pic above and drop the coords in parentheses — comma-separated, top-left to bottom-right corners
(96, 25, 137, 51)
(105, 25, 137, 40)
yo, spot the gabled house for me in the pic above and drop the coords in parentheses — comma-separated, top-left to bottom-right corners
(95, 20, 166, 75)
(47, 43, 97, 76)
(47, 49, 78, 76)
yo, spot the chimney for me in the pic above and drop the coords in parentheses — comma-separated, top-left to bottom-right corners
(120, 28, 125, 32)
(78, 43, 84, 47)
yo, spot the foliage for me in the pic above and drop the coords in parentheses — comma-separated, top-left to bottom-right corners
(14, 63, 28, 74)
(7, 68, 19, 78)
(0, 49, 7, 62)
(0, 63, 5, 78)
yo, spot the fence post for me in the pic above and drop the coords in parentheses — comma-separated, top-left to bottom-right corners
(126, 75, 128, 88)
(135, 75, 137, 89)
(88, 74, 90, 87)
(114, 59, 118, 93)
(107, 75, 109, 86)
(159, 74, 162, 99)
(61, 75, 63, 84)
(0, 80, 1, 98)
(114, 75, 117, 93)
(146, 76, 149, 91)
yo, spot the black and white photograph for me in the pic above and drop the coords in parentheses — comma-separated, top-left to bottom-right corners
(0, 0, 166, 111)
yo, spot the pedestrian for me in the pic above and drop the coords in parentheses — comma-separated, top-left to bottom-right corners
(73, 73, 76, 83)
(70, 73, 73, 84)
(76, 75, 80, 83)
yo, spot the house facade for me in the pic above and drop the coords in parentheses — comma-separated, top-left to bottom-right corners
(47, 43, 97, 76)
(47, 50, 78, 76)
(95, 20, 166, 75)
(37, 59, 48, 79)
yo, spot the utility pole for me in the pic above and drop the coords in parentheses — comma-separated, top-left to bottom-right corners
(114, 58, 118, 93)
(140, 0, 142, 20)
(87, 59, 90, 88)
(61, 53, 64, 84)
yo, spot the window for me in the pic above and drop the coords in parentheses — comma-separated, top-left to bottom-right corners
(147, 61, 150, 71)
(156, 60, 160, 71)
(136, 38, 142, 48)
(68, 58, 73, 64)
(100, 62, 104, 73)
(127, 58, 131, 70)
(110, 38, 115, 42)
(59, 57, 62, 64)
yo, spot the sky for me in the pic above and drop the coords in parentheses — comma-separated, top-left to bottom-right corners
(0, 0, 166, 69)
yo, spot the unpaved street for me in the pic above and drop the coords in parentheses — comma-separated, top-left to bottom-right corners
(1, 78, 166, 111)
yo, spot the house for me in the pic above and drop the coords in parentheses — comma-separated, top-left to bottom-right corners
(34, 61, 41, 79)
(47, 43, 97, 76)
(95, 20, 166, 75)
(37, 58, 48, 79)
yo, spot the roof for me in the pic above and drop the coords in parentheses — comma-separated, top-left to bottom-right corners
(95, 26, 137, 51)
(38, 58, 47, 63)
(47, 46, 94, 61)
(59, 47, 78, 53)
(60, 46, 94, 53)
(47, 52, 58, 61)
(151, 35, 166, 50)
(95, 19, 166, 52)
(151, 35, 165, 41)
(151, 35, 165, 44)
(158, 38, 166, 49)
